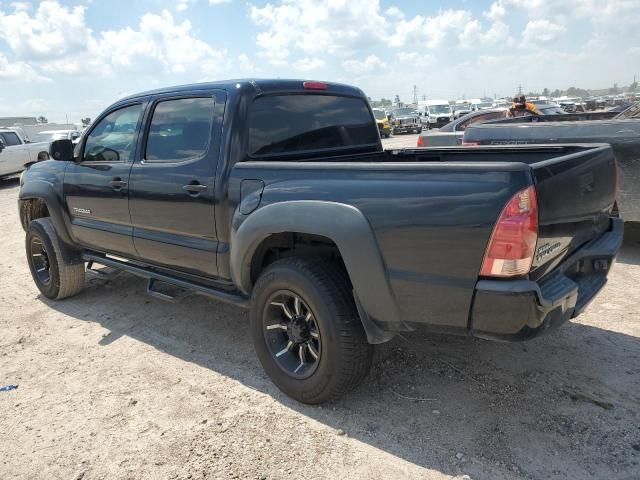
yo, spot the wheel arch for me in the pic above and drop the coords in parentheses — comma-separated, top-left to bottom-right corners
(230, 200, 401, 342)
(19, 182, 79, 263)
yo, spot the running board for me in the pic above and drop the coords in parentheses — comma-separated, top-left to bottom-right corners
(81, 253, 249, 309)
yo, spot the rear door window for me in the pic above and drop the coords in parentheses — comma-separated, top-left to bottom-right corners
(248, 94, 378, 157)
(145, 97, 215, 162)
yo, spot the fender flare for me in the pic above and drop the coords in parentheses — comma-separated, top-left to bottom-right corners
(19, 180, 80, 263)
(230, 200, 402, 333)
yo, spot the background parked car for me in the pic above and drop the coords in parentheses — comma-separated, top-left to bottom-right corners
(416, 100, 453, 129)
(0, 128, 50, 179)
(390, 107, 422, 134)
(416, 109, 510, 146)
(372, 108, 392, 138)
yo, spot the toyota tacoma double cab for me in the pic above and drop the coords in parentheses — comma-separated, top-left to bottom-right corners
(19, 79, 623, 404)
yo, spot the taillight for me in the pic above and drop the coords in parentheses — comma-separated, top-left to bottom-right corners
(480, 185, 538, 277)
(302, 81, 327, 90)
(417, 135, 424, 147)
(462, 141, 480, 146)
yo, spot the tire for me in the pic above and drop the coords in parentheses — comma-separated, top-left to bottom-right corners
(26, 218, 85, 300)
(250, 257, 373, 404)
(20, 200, 48, 232)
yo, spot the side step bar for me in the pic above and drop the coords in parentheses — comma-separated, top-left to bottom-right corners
(81, 253, 250, 309)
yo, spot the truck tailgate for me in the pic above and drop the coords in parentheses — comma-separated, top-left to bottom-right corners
(529, 144, 617, 278)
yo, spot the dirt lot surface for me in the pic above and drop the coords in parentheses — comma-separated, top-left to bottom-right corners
(1, 139, 639, 479)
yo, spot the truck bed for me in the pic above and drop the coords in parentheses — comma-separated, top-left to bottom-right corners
(232, 144, 617, 332)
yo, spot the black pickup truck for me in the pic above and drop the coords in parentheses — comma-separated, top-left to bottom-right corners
(19, 79, 623, 404)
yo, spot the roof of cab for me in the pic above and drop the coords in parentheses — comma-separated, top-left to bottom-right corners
(118, 79, 366, 103)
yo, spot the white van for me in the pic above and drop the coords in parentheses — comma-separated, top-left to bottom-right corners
(417, 100, 453, 129)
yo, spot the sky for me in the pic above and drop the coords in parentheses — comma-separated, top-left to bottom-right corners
(0, 0, 638, 123)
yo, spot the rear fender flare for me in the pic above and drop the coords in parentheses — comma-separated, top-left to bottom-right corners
(230, 200, 401, 329)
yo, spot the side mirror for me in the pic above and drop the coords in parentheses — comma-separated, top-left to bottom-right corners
(50, 139, 74, 161)
(0, 138, 5, 153)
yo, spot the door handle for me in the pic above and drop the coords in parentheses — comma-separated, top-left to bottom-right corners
(109, 178, 127, 190)
(182, 183, 208, 195)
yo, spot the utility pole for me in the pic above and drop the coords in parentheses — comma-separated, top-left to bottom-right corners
(517, 84, 523, 95)
(412, 85, 418, 105)
(421, 94, 426, 101)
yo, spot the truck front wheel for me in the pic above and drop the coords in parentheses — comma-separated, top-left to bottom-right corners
(250, 257, 373, 404)
(26, 218, 85, 300)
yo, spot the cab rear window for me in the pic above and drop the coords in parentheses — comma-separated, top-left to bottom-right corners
(248, 94, 378, 158)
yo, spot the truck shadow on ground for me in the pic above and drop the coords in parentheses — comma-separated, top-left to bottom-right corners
(619, 221, 640, 265)
(42, 238, 640, 479)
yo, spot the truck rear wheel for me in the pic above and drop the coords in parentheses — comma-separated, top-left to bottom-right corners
(250, 257, 373, 404)
(26, 218, 85, 300)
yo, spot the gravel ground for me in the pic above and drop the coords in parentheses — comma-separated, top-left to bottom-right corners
(1, 141, 639, 479)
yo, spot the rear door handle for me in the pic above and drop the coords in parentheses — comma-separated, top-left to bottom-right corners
(110, 178, 127, 190)
(183, 183, 208, 195)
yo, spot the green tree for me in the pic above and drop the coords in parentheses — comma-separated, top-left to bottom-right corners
(37, 116, 48, 124)
(542, 87, 550, 97)
(81, 117, 91, 127)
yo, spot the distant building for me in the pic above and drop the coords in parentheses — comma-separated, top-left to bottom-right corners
(0, 116, 38, 126)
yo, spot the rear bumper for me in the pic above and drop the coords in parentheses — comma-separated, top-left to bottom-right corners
(470, 217, 623, 341)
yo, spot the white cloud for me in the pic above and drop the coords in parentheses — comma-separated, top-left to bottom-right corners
(250, 0, 387, 64)
(459, 19, 510, 47)
(342, 55, 386, 74)
(0, 1, 92, 60)
(0, 3, 229, 79)
(94, 11, 228, 75)
(0, 53, 50, 82)
(484, 1, 506, 20)
(237, 53, 255, 71)
(10, 2, 30, 12)
(176, 0, 193, 12)
(293, 57, 325, 72)
(397, 51, 419, 62)
(385, 6, 404, 19)
(389, 9, 472, 48)
(522, 19, 565, 45)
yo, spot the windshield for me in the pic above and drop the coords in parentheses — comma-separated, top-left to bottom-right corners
(429, 104, 451, 114)
(372, 109, 386, 120)
(393, 108, 415, 116)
